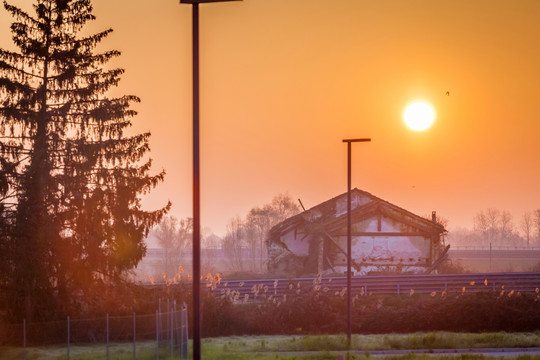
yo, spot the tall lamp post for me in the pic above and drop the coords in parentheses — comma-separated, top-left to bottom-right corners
(179, 1, 241, 359)
(342, 138, 371, 347)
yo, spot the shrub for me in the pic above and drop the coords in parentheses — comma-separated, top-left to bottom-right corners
(195, 282, 540, 336)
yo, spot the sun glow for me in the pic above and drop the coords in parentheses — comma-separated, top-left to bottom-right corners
(403, 102, 435, 131)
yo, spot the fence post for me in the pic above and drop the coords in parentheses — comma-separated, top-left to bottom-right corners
(175, 299, 180, 356)
(181, 302, 188, 359)
(167, 298, 170, 343)
(158, 298, 162, 345)
(23, 319, 26, 360)
(170, 304, 174, 358)
(106, 313, 109, 360)
(133, 312, 136, 360)
(156, 310, 159, 360)
(67, 316, 70, 360)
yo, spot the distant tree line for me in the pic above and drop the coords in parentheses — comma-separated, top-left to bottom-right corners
(222, 193, 301, 273)
(147, 193, 301, 278)
(147, 204, 540, 279)
(448, 208, 540, 249)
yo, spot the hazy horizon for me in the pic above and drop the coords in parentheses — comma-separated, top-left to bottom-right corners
(2, 0, 539, 237)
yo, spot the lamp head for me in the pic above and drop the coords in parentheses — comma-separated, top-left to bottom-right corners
(180, 0, 241, 3)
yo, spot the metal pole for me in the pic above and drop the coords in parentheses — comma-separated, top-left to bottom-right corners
(192, 4, 202, 360)
(170, 305, 174, 358)
(182, 302, 189, 359)
(158, 298, 162, 343)
(167, 298, 170, 342)
(106, 313, 109, 360)
(179, 2, 242, 358)
(133, 312, 136, 360)
(346, 141, 352, 348)
(67, 316, 70, 360)
(342, 138, 371, 349)
(23, 319, 26, 360)
(175, 299, 180, 357)
(156, 310, 159, 360)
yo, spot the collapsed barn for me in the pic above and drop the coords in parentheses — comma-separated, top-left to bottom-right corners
(267, 189, 447, 276)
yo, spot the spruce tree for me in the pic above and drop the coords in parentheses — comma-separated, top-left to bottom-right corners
(0, 0, 169, 322)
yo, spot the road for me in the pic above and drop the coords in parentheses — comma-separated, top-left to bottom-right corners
(270, 347, 540, 358)
(368, 347, 540, 357)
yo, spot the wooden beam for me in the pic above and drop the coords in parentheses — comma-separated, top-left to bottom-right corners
(424, 245, 451, 274)
(331, 232, 431, 237)
(322, 231, 363, 270)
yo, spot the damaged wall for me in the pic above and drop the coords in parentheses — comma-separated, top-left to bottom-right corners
(267, 189, 446, 276)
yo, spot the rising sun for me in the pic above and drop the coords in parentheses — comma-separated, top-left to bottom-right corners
(403, 101, 435, 131)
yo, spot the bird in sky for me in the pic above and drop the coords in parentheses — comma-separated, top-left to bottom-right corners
(445, 91, 450, 96)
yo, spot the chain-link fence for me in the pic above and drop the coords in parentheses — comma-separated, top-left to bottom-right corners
(0, 299, 189, 359)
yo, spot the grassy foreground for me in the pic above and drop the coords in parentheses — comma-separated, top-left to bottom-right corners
(1, 332, 540, 359)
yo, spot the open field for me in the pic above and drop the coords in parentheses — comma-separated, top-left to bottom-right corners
(2, 332, 540, 359)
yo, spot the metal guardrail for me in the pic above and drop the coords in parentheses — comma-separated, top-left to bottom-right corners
(450, 246, 540, 251)
(449, 249, 540, 259)
(209, 272, 540, 300)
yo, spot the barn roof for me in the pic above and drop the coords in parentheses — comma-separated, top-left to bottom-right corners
(269, 188, 446, 237)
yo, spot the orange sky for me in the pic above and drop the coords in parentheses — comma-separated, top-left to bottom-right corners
(2, 0, 540, 236)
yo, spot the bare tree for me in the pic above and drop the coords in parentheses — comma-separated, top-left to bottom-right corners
(245, 193, 300, 272)
(270, 193, 301, 223)
(485, 208, 500, 246)
(222, 216, 245, 272)
(473, 208, 528, 248)
(177, 217, 193, 250)
(201, 229, 222, 274)
(499, 210, 515, 246)
(534, 209, 540, 246)
(223, 193, 301, 273)
(434, 215, 449, 229)
(473, 210, 489, 247)
(152, 216, 192, 279)
(520, 212, 533, 248)
(201, 227, 220, 249)
(474, 208, 507, 248)
(153, 216, 179, 279)
(246, 205, 273, 271)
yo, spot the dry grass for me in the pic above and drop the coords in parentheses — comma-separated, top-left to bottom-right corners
(205, 332, 540, 352)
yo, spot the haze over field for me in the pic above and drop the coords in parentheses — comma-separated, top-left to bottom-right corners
(3, 0, 539, 236)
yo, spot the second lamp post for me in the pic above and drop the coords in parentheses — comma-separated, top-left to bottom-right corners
(342, 138, 371, 347)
